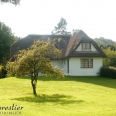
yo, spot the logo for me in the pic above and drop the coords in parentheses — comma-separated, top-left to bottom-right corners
(0, 104, 23, 115)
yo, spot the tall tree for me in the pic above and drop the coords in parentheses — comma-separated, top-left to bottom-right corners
(0, 0, 20, 5)
(0, 22, 16, 64)
(51, 18, 71, 35)
(6, 40, 65, 95)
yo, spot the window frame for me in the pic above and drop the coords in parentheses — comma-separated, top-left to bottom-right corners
(81, 59, 93, 68)
(81, 42, 91, 51)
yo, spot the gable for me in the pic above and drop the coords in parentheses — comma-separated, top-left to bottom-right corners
(75, 42, 97, 52)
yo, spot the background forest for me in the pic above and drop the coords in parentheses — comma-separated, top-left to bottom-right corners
(94, 37, 116, 67)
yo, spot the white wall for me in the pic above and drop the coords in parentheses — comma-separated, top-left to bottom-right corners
(68, 57, 102, 76)
(52, 60, 63, 69)
(63, 60, 67, 73)
(52, 59, 69, 74)
(63, 59, 69, 74)
(91, 44, 97, 51)
(52, 57, 103, 76)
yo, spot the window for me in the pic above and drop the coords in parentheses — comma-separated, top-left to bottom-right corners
(81, 59, 93, 68)
(82, 43, 91, 50)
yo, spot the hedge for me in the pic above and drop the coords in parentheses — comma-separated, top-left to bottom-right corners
(99, 66, 116, 79)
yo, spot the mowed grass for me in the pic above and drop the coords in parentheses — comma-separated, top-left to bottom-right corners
(0, 76, 116, 116)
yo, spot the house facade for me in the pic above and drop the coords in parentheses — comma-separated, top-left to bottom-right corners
(52, 56, 103, 76)
(10, 30, 106, 76)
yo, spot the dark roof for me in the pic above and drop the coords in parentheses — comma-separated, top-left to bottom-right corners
(10, 30, 106, 61)
(10, 34, 70, 60)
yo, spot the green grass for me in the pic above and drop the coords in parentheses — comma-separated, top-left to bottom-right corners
(0, 76, 116, 116)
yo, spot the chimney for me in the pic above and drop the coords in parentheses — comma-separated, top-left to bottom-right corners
(72, 29, 77, 35)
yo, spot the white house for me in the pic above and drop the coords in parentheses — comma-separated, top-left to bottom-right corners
(10, 30, 106, 76)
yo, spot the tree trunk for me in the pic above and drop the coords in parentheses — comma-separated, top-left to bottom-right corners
(31, 73, 37, 96)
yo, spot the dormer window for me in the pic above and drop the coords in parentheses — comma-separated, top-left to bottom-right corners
(82, 42, 91, 51)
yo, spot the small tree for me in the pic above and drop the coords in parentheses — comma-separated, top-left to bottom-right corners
(51, 18, 71, 35)
(7, 40, 65, 95)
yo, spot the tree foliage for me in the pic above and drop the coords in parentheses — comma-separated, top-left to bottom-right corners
(0, 22, 16, 64)
(51, 18, 71, 35)
(0, 0, 20, 5)
(103, 48, 116, 67)
(6, 40, 65, 95)
(94, 37, 116, 67)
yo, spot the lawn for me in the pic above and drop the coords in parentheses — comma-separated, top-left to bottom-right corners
(0, 76, 116, 116)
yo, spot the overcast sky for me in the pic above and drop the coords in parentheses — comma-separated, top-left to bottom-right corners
(0, 0, 116, 41)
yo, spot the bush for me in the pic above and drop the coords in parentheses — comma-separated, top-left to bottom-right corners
(6, 62, 16, 77)
(0, 65, 7, 78)
(99, 66, 116, 79)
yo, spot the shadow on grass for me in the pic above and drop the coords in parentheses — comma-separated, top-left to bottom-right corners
(39, 76, 116, 89)
(70, 76, 116, 89)
(12, 94, 84, 105)
(16, 76, 116, 89)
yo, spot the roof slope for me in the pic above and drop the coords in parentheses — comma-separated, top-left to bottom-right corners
(65, 30, 91, 56)
(10, 34, 70, 60)
(10, 30, 106, 61)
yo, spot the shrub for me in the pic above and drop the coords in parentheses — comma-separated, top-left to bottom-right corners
(6, 62, 16, 77)
(99, 66, 116, 79)
(0, 65, 7, 78)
